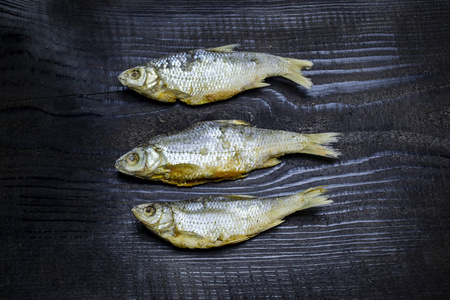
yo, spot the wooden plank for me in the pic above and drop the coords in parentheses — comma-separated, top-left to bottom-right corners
(1, 0, 449, 298)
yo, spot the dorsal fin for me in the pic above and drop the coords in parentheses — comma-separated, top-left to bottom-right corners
(206, 44, 240, 53)
(214, 120, 251, 126)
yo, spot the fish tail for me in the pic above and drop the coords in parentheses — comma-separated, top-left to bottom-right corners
(301, 132, 341, 158)
(272, 187, 332, 220)
(281, 58, 314, 89)
(298, 186, 333, 210)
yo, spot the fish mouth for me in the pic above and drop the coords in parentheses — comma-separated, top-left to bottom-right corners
(115, 159, 135, 176)
(131, 206, 140, 219)
(115, 159, 125, 172)
(131, 206, 147, 225)
(118, 72, 127, 85)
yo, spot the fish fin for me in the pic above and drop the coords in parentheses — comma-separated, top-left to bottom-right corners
(174, 227, 203, 239)
(218, 234, 257, 247)
(171, 229, 210, 248)
(180, 96, 205, 105)
(163, 163, 201, 177)
(212, 169, 248, 181)
(169, 89, 191, 100)
(214, 120, 251, 126)
(163, 86, 192, 100)
(151, 91, 177, 102)
(281, 57, 314, 89)
(261, 219, 285, 232)
(151, 86, 188, 102)
(297, 186, 333, 210)
(301, 133, 341, 158)
(206, 44, 240, 52)
(258, 158, 281, 169)
(247, 80, 271, 89)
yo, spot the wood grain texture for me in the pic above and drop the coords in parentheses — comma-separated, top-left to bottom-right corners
(1, 0, 449, 299)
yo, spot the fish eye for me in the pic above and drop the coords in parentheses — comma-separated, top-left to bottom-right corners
(130, 69, 141, 79)
(126, 152, 139, 165)
(145, 205, 156, 216)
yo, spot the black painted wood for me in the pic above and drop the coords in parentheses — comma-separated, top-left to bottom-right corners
(1, 0, 450, 298)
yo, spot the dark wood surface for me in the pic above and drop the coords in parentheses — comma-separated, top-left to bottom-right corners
(1, 0, 450, 298)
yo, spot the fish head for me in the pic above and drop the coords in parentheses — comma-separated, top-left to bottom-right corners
(118, 66, 160, 97)
(132, 203, 175, 232)
(118, 66, 147, 87)
(115, 146, 163, 178)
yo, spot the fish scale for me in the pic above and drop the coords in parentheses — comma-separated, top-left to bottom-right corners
(156, 122, 276, 173)
(173, 197, 264, 237)
(152, 50, 271, 96)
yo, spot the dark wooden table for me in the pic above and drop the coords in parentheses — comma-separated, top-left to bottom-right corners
(1, 0, 449, 298)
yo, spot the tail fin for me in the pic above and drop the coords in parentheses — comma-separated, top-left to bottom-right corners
(301, 132, 341, 158)
(282, 58, 314, 89)
(298, 186, 333, 210)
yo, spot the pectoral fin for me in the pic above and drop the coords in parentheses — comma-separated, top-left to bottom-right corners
(163, 86, 192, 100)
(174, 227, 203, 239)
(164, 163, 200, 177)
(206, 44, 240, 52)
(171, 228, 209, 248)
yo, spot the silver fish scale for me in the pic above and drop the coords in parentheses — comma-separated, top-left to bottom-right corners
(149, 121, 296, 176)
(170, 196, 277, 239)
(150, 50, 289, 96)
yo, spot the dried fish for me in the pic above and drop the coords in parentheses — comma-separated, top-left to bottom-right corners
(132, 186, 332, 249)
(115, 120, 340, 186)
(118, 44, 313, 105)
